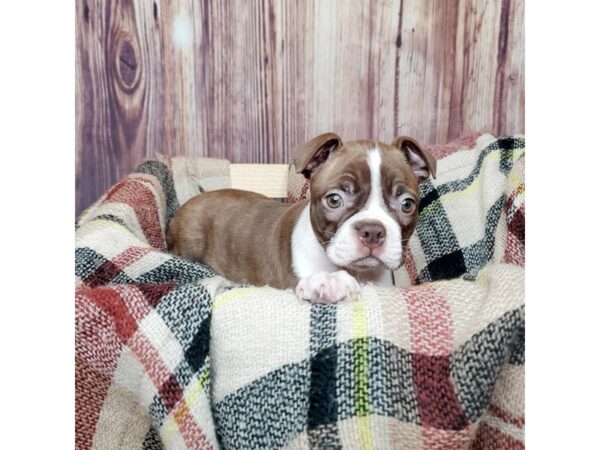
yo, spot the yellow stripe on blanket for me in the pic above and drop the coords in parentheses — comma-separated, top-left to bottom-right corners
(213, 287, 262, 310)
(161, 365, 211, 442)
(420, 149, 525, 219)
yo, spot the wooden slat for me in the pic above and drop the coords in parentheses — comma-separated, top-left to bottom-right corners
(76, 0, 163, 212)
(229, 164, 289, 198)
(76, 0, 524, 215)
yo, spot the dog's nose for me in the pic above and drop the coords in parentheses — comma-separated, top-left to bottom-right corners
(354, 221, 386, 249)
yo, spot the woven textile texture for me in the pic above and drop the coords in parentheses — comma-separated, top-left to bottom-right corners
(76, 136, 525, 449)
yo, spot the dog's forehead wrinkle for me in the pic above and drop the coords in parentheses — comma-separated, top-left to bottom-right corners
(313, 148, 371, 194)
(329, 173, 360, 191)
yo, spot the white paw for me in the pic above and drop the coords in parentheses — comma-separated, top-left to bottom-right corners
(295, 270, 361, 304)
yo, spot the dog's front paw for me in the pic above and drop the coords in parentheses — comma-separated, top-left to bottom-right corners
(295, 270, 361, 304)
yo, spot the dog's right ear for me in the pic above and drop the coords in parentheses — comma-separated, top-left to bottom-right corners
(391, 136, 437, 181)
(292, 133, 343, 179)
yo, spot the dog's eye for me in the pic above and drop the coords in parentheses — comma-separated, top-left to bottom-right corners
(326, 193, 343, 208)
(400, 198, 416, 213)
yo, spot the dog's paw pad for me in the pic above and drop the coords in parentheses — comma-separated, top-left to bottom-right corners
(295, 271, 361, 304)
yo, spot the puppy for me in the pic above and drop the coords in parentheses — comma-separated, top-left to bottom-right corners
(167, 133, 436, 303)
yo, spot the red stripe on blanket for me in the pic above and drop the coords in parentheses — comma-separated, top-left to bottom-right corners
(426, 133, 481, 160)
(422, 424, 475, 449)
(507, 206, 525, 246)
(87, 286, 138, 342)
(472, 422, 524, 450)
(412, 354, 468, 430)
(76, 289, 126, 450)
(287, 180, 310, 203)
(129, 332, 183, 412)
(160, 374, 185, 411)
(403, 247, 419, 285)
(137, 283, 175, 308)
(114, 285, 154, 323)
(298, 180, 310, 201)
(505, 182, 524, 209)
(174, 402, 213, 450)
(86, 259, 124, 288)
(105, 178, 165, 250)
(503, 205, 525, 266)
(85, 247, 152, 288)
(406, 288, 468, 431)
(488, 403, 525, 428)
(111, 246, 153, 268)
(405, 288, 453, 355)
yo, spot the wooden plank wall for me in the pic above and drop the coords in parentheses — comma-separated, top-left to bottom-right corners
(76, 0, 524, 215)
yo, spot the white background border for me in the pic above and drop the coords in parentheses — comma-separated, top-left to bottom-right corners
(527, 0, 600, 447)
(0, 1, 74, 448)
(1, 0, 600, 447)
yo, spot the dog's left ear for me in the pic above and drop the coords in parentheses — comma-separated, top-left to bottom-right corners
(292, 133, 343, 179)
(391, 136, 437, 181)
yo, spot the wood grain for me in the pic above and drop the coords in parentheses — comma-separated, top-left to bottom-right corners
(76, 0, 163, 212)
(76, 0, 524, 215)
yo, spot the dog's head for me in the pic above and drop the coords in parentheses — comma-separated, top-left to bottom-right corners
(292, 133, 436, 272)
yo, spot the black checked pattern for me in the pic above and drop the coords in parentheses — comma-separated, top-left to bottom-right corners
(414, 137, 525, 283)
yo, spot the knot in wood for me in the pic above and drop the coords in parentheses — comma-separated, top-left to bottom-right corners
(118, 40, 138, 89)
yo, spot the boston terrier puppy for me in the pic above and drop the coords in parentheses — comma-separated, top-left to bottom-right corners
(167, 133, 436, 303)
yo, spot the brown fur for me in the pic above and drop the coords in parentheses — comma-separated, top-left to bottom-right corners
(167, 189, 306, 289)
(308, 142, 373, 245)
(167, 134, 436, 289)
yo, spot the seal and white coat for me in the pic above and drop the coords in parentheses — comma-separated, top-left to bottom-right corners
(167, 133, 436, 303)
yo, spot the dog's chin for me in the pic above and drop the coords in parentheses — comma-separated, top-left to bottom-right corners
(347, 256, 386, 272)
(345, 256, 403, 273)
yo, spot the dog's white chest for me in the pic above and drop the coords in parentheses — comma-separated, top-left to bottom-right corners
(291, 205, 338, 279)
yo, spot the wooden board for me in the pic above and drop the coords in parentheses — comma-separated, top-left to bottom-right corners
(230, 164, 289, 199)
(76, 0, 524, 215)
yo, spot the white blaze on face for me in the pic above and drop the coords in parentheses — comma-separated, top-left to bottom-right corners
(326, 148, 403, 269)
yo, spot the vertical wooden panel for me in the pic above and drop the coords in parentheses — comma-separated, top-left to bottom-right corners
(76, 0, 524, 216)
(452, 0, 508, 138)
(307, 0, 402, 143)
(499, 0, 525, 135)
(270, 0, 403, 153)
(76, 0, 162, 212)
(160, 0, 203, 156)
(198, 0, 274, 163)
(396, 0, 525, 143)
(396, 0, 462, 142)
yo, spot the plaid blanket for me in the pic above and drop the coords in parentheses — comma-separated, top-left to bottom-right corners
(76, 135, 525, 449)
